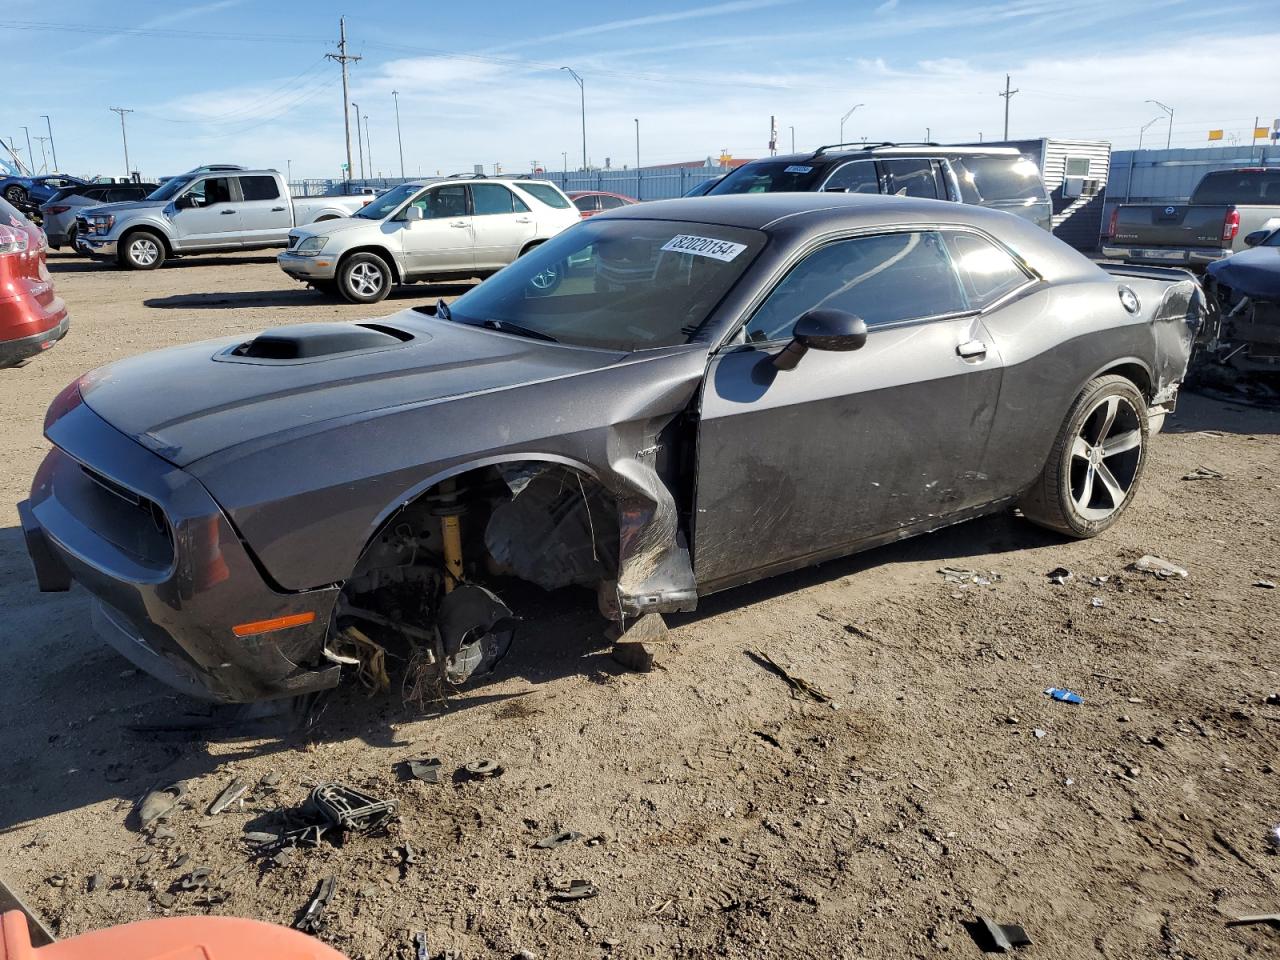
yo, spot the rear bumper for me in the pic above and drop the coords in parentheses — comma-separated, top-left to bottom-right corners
(1100, 244, 1229, 269)
(277, 251, 338, 280)
(0, 311, 68, 367)
(22, 400, 341, 703)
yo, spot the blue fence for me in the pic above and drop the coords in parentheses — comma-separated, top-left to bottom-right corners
(290, 166, 727, 201)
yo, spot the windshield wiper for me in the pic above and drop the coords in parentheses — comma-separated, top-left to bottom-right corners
(480, 319, 558, 343)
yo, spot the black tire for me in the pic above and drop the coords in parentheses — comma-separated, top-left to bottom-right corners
(337, 252, 392, 303)
(119, 230, 166, 270)
(3, 185, 25, 206)
(63, 225, 77, 252)
(1020, 375, 1149, 538)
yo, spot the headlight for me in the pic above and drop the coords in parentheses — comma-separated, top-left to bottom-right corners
(294, 236, 329, 256)
(92, 215, 115, 234)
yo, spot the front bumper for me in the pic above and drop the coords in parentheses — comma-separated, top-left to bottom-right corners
(21, 398, 341, 703)
(1100, 244, 1228, 269)
(75, 234, 118, 259)
(277, 250, 339, 280)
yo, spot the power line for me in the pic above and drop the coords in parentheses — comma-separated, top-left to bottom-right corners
(136, 57, 331, 125)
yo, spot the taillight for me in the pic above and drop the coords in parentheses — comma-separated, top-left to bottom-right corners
(0, 224, 29, 255)
(1222, 208, 1240, 243)
(1106, 207, 1119, 239)
(48, 205, 71, 214)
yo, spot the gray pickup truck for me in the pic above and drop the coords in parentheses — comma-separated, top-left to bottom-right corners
(75, 167, 370, 269)
(1102, 167, 1280, 269)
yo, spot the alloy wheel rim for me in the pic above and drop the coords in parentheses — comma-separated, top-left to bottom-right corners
(131, 238, 159, 265)
(1069, 394, 1142, 521)
(350, 262, 384, 297)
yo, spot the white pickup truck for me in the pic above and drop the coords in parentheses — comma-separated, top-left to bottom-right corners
(75, 167, 371, 269)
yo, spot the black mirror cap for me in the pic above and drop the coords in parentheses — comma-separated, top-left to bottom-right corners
(795, 308, 869, 352)
(1243, 229, 1269, 247)
(174, 195, 195, 209)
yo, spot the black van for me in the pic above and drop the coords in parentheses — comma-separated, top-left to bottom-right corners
(708, 143, 1052, 230)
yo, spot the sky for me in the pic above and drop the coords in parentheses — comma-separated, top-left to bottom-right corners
(3, 0, 1278, 182)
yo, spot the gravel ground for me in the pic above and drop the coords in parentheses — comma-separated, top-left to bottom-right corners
(1, 249, 1277, 959)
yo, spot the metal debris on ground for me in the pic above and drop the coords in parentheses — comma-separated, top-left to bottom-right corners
(308, 782, 397, 834)
(243, 831, 279, 845)
(413, 930, 429, 960)
(135, 782, 186, 827)
(1091, 597, 1105, 608)
(1181, 466, 1224, 481)
(746, 649, 832, 703)
(1130, 555, 1189, 579)
(1269, 824, 1280, 852)
(939, 566, 1001, 586)
(179, 866, 211, 890)
(534, 830, 583, 850)
(1266, 694, 1280, 706)
(1046, 567, 1072, 584)
(550, 879, 599, 901)
(1254, 580, 1277, 589)
(406, 758, 443, 784)
(971, 917, 1033, 953)
(1226, 914, 1280, 930)
(463, 759, 504, 780)
(294, 876, 336, 934)
(208, 777, 250, 815)
(1045, 687, 1084, 705)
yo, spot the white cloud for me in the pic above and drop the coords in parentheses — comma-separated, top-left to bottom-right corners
(875, 0, 900, 12)
(73, 0, 248, 52)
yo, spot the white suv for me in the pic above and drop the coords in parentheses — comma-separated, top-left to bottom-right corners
(277, 176, 581, 303)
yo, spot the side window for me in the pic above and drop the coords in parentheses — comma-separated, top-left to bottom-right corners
(103, 188, 131, 201)
(883, 159, 940, 199)
(823, 161, 879, 194)
(744, 231, 969, 343)
(84, 187, 112, 200)
(410, 185, 468, 219)
(599, 195, 626, 210)
(943, 231, 1031, 310)
(470, 183, 517, 216)
(573, 195, 597, 213)
(238, 175, 281, 201)
(186, 177, 232, 206)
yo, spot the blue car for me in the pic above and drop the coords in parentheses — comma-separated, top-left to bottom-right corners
(0, 174, 87, 212)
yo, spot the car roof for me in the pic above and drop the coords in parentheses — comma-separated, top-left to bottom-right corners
(757, 144, 1024, 166)
(400, 177, 561, 189)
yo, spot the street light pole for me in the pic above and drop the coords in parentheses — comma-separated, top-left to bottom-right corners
(108, 108, 133, 179)
(789, 125, 795, 152)
(41, 115, 58, 171)
(561, 67, 586, 171)
(20, 126, 33, 171)
(352, 102, 364, 179)
(392, 90, 405, 179)
(35, 137, 49, 173)
(1146, 99, 1175, 150)
(363, 112, 372, 177)
(839, 103, 864, 144)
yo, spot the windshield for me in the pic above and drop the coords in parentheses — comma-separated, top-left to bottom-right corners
(709, 161, 826, 195)
(147, 176, 194, 201)
(442, 218, 765, 350)
(355, 182, 424, 219)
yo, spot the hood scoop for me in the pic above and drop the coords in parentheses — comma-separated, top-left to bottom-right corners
(217, 322, 417, 365)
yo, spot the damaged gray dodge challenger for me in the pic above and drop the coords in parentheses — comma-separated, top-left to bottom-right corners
(20, 194, 1208, 704)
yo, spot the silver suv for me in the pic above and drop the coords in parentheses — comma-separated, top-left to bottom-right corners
(278, 176, 580, 303)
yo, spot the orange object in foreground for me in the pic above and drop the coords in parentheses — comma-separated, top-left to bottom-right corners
(1, 911, 348, 960)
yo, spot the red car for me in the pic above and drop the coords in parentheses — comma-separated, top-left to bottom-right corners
(567, 190, 638, 218)
(0, 196, 68, 367)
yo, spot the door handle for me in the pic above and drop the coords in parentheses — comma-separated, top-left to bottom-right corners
(449, 220, 469, 228)
(271, 206, 287, 212)
(515, 216, 532, 223)
(220, 209, 237, 215)
(956, 339, 987, 359)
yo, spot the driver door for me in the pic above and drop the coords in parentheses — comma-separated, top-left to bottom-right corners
(170, 175, 241, 249)
(692, 230, 1006, 589)
(399, 184, 475, 277)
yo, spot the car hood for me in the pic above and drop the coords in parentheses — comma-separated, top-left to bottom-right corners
(75, 309, 627, 467)
(291, 216, 372, 239)
(1207, 244, 1280, 300)
(80, 199, 167, 218)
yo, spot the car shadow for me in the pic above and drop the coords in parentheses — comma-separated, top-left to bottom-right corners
(45, 253, 281, 274)
(1164, 389, 1280, 436)
(143, 282, 479, 311)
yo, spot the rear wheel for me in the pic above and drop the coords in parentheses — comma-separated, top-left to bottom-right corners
(119, 230, 165, 270)
(1020, 375, 1148, 538)
(338, 252, 392, 303)
(3, 185, 25, 206)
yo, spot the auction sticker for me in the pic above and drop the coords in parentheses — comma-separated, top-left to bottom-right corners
(784, 165, 813, 173)
(661, 234, 747, 262)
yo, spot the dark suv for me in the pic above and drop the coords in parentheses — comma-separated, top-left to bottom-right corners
(708, 143, 1051, 230)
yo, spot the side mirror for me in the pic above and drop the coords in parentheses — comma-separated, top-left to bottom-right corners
(1243, 229, 1270, 247)
(174, 195, 197, 210)
(404, 205, 424, 222)
(772, 309, 868, 370)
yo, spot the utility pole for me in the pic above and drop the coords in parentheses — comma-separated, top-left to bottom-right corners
(392, 90, 405, 179)
(998, 74, 1018, 140)
(108, 108, 133, 179)
(35, 137, 50, 173)
(326, 17, 361, 183)
(351, 102, 364, 179)
(363, 112, 372, 177)
(790, 125, 795, 152)
(925, 127, 931, 141)
(1144, 99, 1174, 150)
(839, 103, 864, 144)
(21, 126, 33, 171)
(562, 151, 568, 175)
(561, 67, 586, 171)
(41, 115, 58, 171)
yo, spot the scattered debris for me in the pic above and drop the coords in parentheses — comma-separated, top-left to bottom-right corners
(534, 831, 583, 850)
(939, 567, 1001, 586)
(1266, 694, 1280, 707)
(550, 879, 599, 901)
(171, 854, 189, 870)
(309, 782, 397, 834)
(413, 931, 429, 960)
(1046, 567, 1072, 584)
(1130, 555, 1188, 579)
(153, 890, 176, 909)
(135, 782, 186, 827)
(294, 876, 336, 934)
(746, 649, 831, 703)
(86, 873, 102, 893)
(610, 612, 669, 673)
(463, 759, 505, 780)
(208, 777, 250, 815)
(405, 758, 443, 784)
(179, 866, 212, 891)
(968, 917, 1033, 953)
(753, 730, 782, 749)
(1045, 687, 1084, 705)
(1033, 729, 1046, 739)
(135, 851, 152, 866)
(45, 875, 65, 888)
(1181, 466, 1224, 481)
(1226, 914, 1280, 930)
(1091, 597, 1105, 608)
(1254, 579, 1277, 589)
(1090, 576, 1110, 586)
(243, 831, 279, 845)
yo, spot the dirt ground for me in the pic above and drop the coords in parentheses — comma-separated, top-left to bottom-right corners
(1, 249, 1278, 959)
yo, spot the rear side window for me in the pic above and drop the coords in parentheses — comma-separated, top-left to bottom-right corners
(883, 159, 942, 199)
(1191, 171, 1280, 204)
(84, 187, 113, 200)
(823, 160, 879, 194)
(599, 195, 627, 210)
(744, 231, 969, 342)
(572, 195, 597, 212)
(943, 231, 1031, 309)
(952, 155, 1047, 203)
(515, 183, 571, 209)
(238, 175, 281, 201)
(471, 183, 522, 215)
